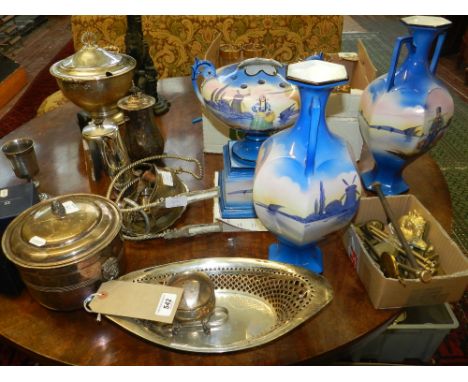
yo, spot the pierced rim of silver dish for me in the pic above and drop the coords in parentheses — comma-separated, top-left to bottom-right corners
(105, 257, 333, 353)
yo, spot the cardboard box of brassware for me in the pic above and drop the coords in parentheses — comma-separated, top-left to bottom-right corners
(343, 195, 468, 309)
(199, 34, 377, 161)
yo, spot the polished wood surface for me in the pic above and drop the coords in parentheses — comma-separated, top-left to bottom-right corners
(0, 77, 453, 365)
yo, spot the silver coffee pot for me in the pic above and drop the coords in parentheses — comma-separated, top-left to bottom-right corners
(118, 88, 165, 161)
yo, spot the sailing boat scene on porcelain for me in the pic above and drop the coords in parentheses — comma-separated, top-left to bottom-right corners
(253, 58, 362, 273)
(359, 16, 454, 195)
(192, 57, 301, 163)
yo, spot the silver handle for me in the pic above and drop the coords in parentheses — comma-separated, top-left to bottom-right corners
(163, 223, 223, 239)
(371, 182, 420, 270)
(185, 187, 220, 205)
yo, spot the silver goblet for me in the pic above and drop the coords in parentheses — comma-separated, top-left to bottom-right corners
(2, 138, 49, 200)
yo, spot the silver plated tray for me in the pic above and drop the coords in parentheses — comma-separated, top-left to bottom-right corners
(107, 257, 333, 353)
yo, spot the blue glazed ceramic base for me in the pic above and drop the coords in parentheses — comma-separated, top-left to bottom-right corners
(231, 132, 269, 166)
(268, 239, 323, 274)
(226, 141, 256, 173)
(362, 152, 409, 195)
(218, 142, 257, 219)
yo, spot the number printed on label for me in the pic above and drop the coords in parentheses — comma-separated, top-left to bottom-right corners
(0, 189, 8, 198)
(155, 293, 177, 317)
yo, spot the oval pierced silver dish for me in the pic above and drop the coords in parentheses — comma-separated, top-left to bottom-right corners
(107, 257, 333, 353)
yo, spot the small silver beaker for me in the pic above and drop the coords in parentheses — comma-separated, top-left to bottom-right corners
(118, 89, 165, 161)
(82, 120, 132, 194)
(2, 138, 40, 184)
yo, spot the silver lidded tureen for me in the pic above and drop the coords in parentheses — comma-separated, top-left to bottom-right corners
(50, 31, 136, 126)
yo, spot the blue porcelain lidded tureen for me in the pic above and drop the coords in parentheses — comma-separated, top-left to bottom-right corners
(193, 58, 299, 129)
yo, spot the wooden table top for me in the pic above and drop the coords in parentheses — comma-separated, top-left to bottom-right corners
(0, 77, 453, 365)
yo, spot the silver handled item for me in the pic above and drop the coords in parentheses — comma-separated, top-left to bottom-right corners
(371, 182, 420, 270)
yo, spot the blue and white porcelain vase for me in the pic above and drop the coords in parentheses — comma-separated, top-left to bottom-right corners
(253, 59, 362, 273)
(359, 16, 454, 195)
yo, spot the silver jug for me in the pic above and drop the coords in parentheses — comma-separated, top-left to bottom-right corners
(118, 89, 165, 161)
(82, 120, 132, 194)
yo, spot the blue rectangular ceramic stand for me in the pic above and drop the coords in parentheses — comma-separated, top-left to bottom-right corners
(218, 141, 257, 218)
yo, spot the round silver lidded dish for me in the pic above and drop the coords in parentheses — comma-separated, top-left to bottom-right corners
(1, 193, 124, 311)
(167, 271, 216, 324)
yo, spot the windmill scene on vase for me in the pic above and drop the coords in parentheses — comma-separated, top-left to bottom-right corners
(254, 137, 362, 246)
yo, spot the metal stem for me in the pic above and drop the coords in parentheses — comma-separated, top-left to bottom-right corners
(371, 182, 420, 270)
(368, 226, 434, 267)
(396, 261, 432, 283)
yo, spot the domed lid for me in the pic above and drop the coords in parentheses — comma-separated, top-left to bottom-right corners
(50, 32, 136, 80)
(287, 60, 348, 86)
(1, 194, 121, 269)
(167, 272, 215, 311)
(118, 87, 155, 111)
(401, 16, 452, 28)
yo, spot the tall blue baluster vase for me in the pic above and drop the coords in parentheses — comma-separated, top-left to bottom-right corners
(253, 59, 362, 273)
(359, 16, 454, 195)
